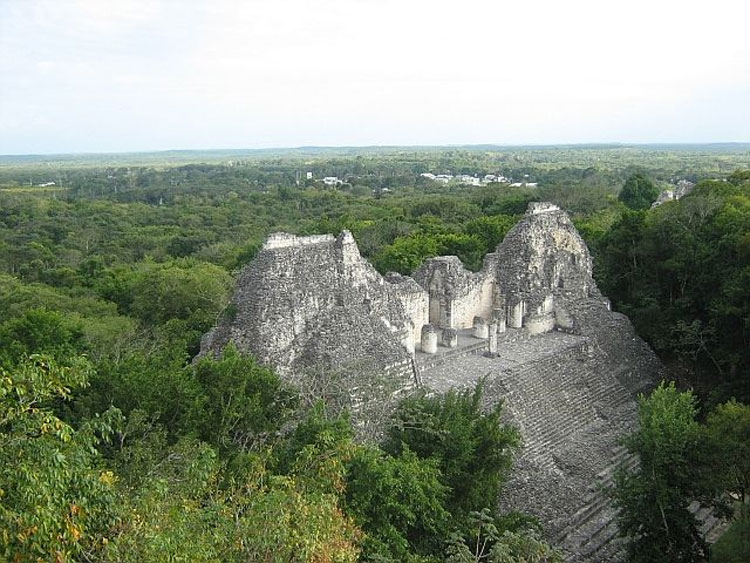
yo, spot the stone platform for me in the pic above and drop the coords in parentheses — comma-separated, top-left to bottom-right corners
(418, 329, 587, 393)
(414, 328, 489, 373)
(417, 327, 641, 562)
(414, 328, 487, 361)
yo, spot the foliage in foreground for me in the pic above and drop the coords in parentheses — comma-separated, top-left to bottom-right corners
(0, 346, 551, 562)
(0, 356, 120, 561)
(102, 440, 361, 563)
(383, 384, 520, 525)
(613, 382, 750, 563)
(710, 516, 750, 563)
(445, 509, 562, 563)
(613, 382, 707, 562)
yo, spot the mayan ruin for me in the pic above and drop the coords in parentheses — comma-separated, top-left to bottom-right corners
(199, 201, 669, 560)
(6, 3, 749, 558)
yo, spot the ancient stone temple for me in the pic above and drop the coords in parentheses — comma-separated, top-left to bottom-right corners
(202, 202, 606, 374)
(200, 202, 665, 561)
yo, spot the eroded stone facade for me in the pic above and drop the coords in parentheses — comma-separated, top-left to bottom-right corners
(200, 230, 426, 390)
(201, 202, 605, 371)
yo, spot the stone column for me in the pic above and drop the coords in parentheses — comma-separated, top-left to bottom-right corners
(421, 324, 438, 354)
(442, 327, 458, 348)
(473, 316, 489, 339)
(508, 300, 524, 328)
(492, 308, 507, 333)
(487, 322, 498, 355)
(543, 294, 554, 314)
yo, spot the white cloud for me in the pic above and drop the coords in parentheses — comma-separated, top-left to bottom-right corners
(1, 0, 748, 153)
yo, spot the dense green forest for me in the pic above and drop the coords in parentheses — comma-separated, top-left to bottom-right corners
(0, 146, 748, 561)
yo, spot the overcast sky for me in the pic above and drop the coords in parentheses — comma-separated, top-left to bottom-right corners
(1, 0, 749, 154)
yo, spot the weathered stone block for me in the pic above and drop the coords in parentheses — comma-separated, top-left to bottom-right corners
(421, 324, 438, 354)
(543, 294, 554, 314)
(526, 312, 555, 335)
(555, 305, 575, 331)
(473, 315, 489, 339)
(442, 327, 458, 348)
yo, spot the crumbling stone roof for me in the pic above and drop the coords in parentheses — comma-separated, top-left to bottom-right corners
(495, 203, 596, 303)
(199, 229, 419, 379)
(293, 304, 410, 373)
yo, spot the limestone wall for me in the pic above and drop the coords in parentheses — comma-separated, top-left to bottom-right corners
(397, 290, 429, 352)
(449, 274, 494, 328)
(384, 272, 429, 352)
(413, 254, 497, 330)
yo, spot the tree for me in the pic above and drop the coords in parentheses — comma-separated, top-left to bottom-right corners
(619, 173, 659, 210)
(273, 400, 354, 475)
(445, 508, 562, 563)
(703, 400, 750, 512)
(128, 259, 232, 331)
(372, 232, 485, 275)
(613, 382, 707, 562)
(598, 174, 750, 400)
(383, 383, 520, 525)
(465, 215, 516, 254)
(597, 210, 648, 306)
(372, 233, 441, 275)
(104, 436, 362, 563)
(0, 355, 121, 561)
(190, 344, 298, 453)
(345, 446, 450, 560)
(0, 308, 86, 368)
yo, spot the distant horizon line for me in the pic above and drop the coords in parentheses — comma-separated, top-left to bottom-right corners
(2, 141, 750, 160)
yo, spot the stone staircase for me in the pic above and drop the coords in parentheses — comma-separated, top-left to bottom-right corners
(417, 327, 682, 562)
(383, 356, 420, 390)
(557, 449, 727, 562)
(495, 344, 619, 471)
(490, 344, 643, 559)
(688, 501, 726, 542)
(556, 446, 636, 562)
(415, 339, 487, 372)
